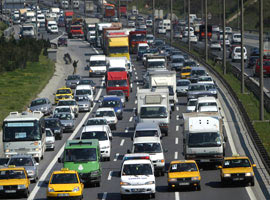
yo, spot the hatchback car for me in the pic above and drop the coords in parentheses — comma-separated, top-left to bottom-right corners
(95, 108, 118, 130)
(7, 155, 39, 183)
(100, 96, 123, 120)
(29, 98, 52, 115)
(75, 95, 91, 112)
(65, 74, 81, 89)
(54, 87, 73, 104)
(210, 41, 222, 51)
(107, 90, 126, 107)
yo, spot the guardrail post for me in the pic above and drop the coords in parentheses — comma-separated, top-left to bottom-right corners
(223, 0, 226, 74)
(259, 0, 264, 120)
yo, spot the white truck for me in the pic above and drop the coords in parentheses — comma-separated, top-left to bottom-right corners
(182, 112, 226, 165)
(84, 18, 100, 44)
(85, 1, 94, 13)
(149, 70, 177, 111)
(145, 55, 167, 71)
(136, 88, 170, 136)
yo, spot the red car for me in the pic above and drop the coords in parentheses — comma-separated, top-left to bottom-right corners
(254, 58, 270, 77)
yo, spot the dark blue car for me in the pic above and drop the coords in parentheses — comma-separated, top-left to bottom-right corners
(100, 96, 123, 120)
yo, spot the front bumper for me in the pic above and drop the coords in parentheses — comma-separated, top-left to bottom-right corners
(47, 191, 82, 199)
(78, 173, 101, 184)
(0, 187, 28, 196)
(120, 184, 155, 195)
(100, 148, 111, 158)
(185, 154, 223, 164)
(168, 179, 200, 188)
(222, 175, 254, 184)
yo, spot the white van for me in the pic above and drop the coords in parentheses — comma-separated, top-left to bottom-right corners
(47, 21, 57, 32)
(74, 85, 94, 106)
(195, 96, 218, 112)
(89, 55, 107, 77)
(163, 19, 171, 31)
(73, 0, 80, 9)
(80, 125, 112, 161)
(130, 137, 166, 176)
(232, 33, 241, 44)
(120, 155, 155, 199)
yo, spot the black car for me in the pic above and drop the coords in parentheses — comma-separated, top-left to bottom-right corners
(58, 36, 68, 47)
(45, 118, 63, 140)
(247, 55, 259, 68)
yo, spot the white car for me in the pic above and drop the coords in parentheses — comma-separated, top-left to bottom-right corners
(225, 26, 233, 34)
(232, 33, 241, 44)
(57, 99, 79, 118)
(53, 106, 75, 118)
(232, 46, 247, 62)
(197, 76, 215, 85)
(95, 108, 118, 130)
(128, 21, 135, 28)
(45, 128, 55, 150)
(186, 98, 197, 113)
(80, 125, 112, 161)
(146, 19, 153, 27)
(85, 117, 112, 138)
(183, 27, 194, 37)
(210, 41, 222, 51)
(158, 26, 166, 34)
(130, 137, 166, 176)
(146, 34, 154, 44)
(50, 25, 58, 34)
(219, 39, 231, 47)
(74, 85, 94, 106)
(190, 35, 198, 43)
(120, 155, 155, 199)
(139, 24, 147, 30)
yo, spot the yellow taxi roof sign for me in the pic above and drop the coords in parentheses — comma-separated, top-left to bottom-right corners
(61, 168, 69, 171)
(8, 165, 16, 168)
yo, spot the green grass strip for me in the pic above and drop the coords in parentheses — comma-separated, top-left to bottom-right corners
(0, 52, 55, 126)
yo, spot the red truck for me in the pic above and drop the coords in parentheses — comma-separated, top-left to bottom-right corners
(68, 25, 84, 38)
(105, 3, 115, 18)
(120, 5, 127, 18)
(255, 58, 270, 77)
(106, 71, 130, 101)
(129, 30, 147, 54)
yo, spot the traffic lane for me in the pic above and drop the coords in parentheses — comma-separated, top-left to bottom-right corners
(39, 26, 65, 41)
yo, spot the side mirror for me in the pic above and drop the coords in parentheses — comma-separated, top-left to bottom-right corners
(35, 162, 39, 166)
(217, 166, 222, 169)
(58, 157, 62, 163)
(252, 164, 256, 167)
(109, 136, 112, 140)
(127, 149, 131, 154)
(44, 180, 49, 185)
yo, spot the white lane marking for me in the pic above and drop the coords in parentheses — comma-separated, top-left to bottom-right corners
(176, 106, 179, 111)
(102, 192, 107, 200)
(107, 171, 112, 180)
(129, 116, 133, 122)
(125, 128, 128, 133)
(120, 139, 125, 146)
(134, 68, 136, 71)
(135, 71, 137, 75)
(174, 152, 178, 159)
(175, 137, 178, 144)
(245, 186, 257, 200)
(28, 73, 104, 200)
(50, 31, 65, 42)
(176, 125, 179, 131)
(114, 153, 119, 161)
(136, 76, 138, 79)
(176, 115, 179, 120)
(135, 100, 137, 104)
(175, 192, 180, 200)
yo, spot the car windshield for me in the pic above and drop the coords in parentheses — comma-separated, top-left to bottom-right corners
(45, 120, 58, 127)
(108, 90, 124, 96)
(108, 67, 126, 72)
(81, 131, 108, 141)
(9, 157, 34, 166)
(170, 163, 198, 172)
(90, 60, 106, 66)
(177, 81, 190, 86)
(140, 106, 167, 118)
(139, 46, 148, 51)
(154, 41, 163, 46)
(75, 96, 89, 101)
(223, 159, 251, 168)
(31, 99, 46, 107)
(198, 102, 217, 109)
(122, 164, 152, 176)
(147, 36, 154, 40)
(53, 113, 72, 120)
(205, 84, 216, 90)
(181, 68, 192, 73)
(50, 173, 78, 184)
(86, 119, 107, 126)
(109, 46, 129, 54)
(75, 89, 91, 95)
(185, 62, 197, 67)
(107, 80, 127, 87)
(102, 100, 120, 107)
(134, 142, 162, 153)
(130, 34, 146, 41)
(71, 26, 81, 30)
(188, 132, 221, 147)
(198, 77, 212, 82)
(56, 89, 71, 94)
(79, 80, 94, 85)
(64, 148, 97, 162)
(187, 100, 197, 106)
(67, 75, 80, 80)
(192, 70, 206, 76)
(189, 85, 206, 91)
(0, 170, 26, 179)
(172, 58, 184, 63)
(135, 130, 158, 137)
(58, 101, 76, 106)
(46, 129, 54, 137)
(54, 107, 70, 113)
(96, 111, 115, 117)
(148, 61, 165, 68)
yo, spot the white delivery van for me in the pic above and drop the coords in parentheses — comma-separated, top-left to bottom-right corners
(89, 55, 107, 77)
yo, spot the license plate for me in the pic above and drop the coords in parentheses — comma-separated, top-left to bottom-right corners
(5, 190, 16, 193)
(233, 178, 244, 181)
(179, 182, 189, 186)
(131, 189, 144, 192)
(57, 193, 69, 197)
(200, 159, 209, 162)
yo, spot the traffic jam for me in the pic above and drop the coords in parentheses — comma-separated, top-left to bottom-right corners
(0, 3, 263, 200)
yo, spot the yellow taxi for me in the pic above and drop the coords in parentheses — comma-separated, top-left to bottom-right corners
(218, 155, 256, 186)
(0, 165, 30, 198)
(54, 87, 73, 104)
(167, 160, 201, 191)
(47, 168, 84, 199)
(180, 67, 192, 79)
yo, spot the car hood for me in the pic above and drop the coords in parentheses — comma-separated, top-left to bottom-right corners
(64, 161, 100, 173)
(49, 183, 80, 192)
(168, 171, 200, 179)
(30, 105, 48, 111)
(222, 167, 253, 174)
(0, 179, 28, 186)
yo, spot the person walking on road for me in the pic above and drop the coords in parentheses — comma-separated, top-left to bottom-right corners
(73, 60, 79, 74)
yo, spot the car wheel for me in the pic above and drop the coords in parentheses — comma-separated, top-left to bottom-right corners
(168, 185, 174, 192)
(165, 131, 168, 136)
(121, 194, 126, 200)
(24, 189, 29, 198)
(196, 184, 201, 191)
(160, 171, 165, 176)
(96, 182, 100, 187)
(250, 180, 255, 186)
(151, 193, 155, 198)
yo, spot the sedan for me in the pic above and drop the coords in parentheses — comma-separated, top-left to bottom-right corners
(176, 79, 191, 96)
(210, 41, 222, 51)
(65, 74, 81, 89)
(29, 97, 52, 115)
(7, 155, 39, 182)
(45, 128, 55, 151)
(128, 21, 135, 28)
(75, 95, 91, 112)
(53, 112, 75, 132)
(45, 118, 63, 140)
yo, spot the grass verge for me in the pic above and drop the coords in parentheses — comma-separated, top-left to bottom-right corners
(0, 22, 8, 37)
(168, 39, 270, 155)
(0, 52, 55, 126)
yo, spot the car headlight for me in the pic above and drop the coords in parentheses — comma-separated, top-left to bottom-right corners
(168, 178, 177, 182)
(54, 129, 61, 133)
(245, 172, 253, 177)
(120, 182, 131, 186)
(27, 170, 34, 175)
(72, 186, 80, 192)
(145, 181, 155, 185)
(18, 184, 26, 189)
(91, 170, 99, 176)
(101, 146, 110, 149)
(0, 186, 3, 190)
(224, 173, 231, 177)
(116, 109, 121, 113)
(191, 176, 199, 181)
(48, 187, 55, 192)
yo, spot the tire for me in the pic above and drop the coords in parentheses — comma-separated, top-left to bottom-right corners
(96, 182, 100, 187)
(121, 194, 126, 200)
(107, 157, 110, 161)
(165, 131, 168, 136)
(168, 185, 174, 192)
(250, 180, 255, 186)
(151, 193, 155, 198)
(24, 189, 29, 198)
(196, 184, 201, 191)
(160, 171, 165, 176)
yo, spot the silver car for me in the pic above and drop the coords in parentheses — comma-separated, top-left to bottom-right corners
(176, 79, 191, 96)
(29, 98, 52, 115)
(53, 112, 75, 133)
(75, 95, 91, 112)
(65, 74, 81, 89)
(7, 155, 39, 182)
(187, 83, 217, 100)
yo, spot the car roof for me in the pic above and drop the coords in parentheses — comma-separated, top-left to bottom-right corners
(82, 125, 107, 132)
(133, 136, 161, 143)
(90, 55, 106, 60)
(96, 107, 115, 112)
(10, 154, 34, 158)
(76, 85, 92, 90)
(170, 160, 197, 164)
(103, 96, 121, 101)
(197, 96, 217, 102)
(135, 122, 159, 130)
(123, 159, 152, 165)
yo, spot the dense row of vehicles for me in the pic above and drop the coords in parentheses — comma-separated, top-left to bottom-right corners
(0, 5, 259, 200)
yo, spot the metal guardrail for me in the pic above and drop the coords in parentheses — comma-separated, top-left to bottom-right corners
(167, 38, 270, 175)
